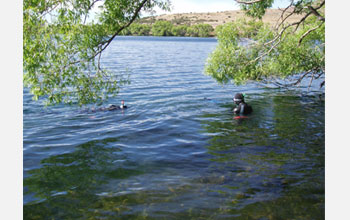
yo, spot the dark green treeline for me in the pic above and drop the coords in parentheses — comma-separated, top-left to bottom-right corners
(121, 20, 215, 37)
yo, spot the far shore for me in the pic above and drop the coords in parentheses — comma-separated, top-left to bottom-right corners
(140, 8, 305, 28)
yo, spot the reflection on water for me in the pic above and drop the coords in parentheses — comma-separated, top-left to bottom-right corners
(200, 92, 324, 219)
(24, 37, 324, 219)
(24, 92, 324, 219)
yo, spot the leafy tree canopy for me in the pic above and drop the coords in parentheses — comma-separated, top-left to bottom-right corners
(205, 0, 325, 89)
(187, 24, 214, 37)
(151, 20, 174, 36)
(128, 23, 152, 35)
(171, 25, 188, 36)
(24, 0, 170, 106)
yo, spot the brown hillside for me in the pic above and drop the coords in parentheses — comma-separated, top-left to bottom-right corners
(141, 8, 304, 28)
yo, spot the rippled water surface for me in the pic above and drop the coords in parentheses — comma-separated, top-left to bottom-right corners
(24, 36, 324, 219)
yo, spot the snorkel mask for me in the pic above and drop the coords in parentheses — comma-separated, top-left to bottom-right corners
(233, 93, 245, 105)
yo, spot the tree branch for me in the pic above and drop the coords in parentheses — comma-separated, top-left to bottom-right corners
(94, 0, 149, 58)
(308, 5, 325, 21)
(37, 2, 60, 20)
(292, 10, 313, 32)
(263, 10, 312, 47)
(271, 70, 313, 88)
(275, 0, 295, 30)
(298, 21, 324, 46)
(70, 0, 150, 66)
(83, 0, 103, 24)
(308, 0, 325, 21)
(265, 0, 325, 46)
(250, 1, 324, 62)
(307, 72, 314, 91)
(249, 37, 282, 64)
(88, 0, 103, 10)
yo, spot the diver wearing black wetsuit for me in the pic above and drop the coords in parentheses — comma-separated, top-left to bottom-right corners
(88, 100, 127, 113)
(106, 100, 127, 111)
(233, 93, 252, 115)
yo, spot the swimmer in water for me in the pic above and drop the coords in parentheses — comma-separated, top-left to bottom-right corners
(106, 100, 127, 111)
(89, 100, 127, 112)
(233, 93, 252, 115)
(119, 100, 127, 109)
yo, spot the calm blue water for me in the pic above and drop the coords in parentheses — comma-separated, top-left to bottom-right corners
(23, 36, 324, 219)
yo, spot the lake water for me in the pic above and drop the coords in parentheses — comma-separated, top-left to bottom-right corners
(23, 36, 325, 219)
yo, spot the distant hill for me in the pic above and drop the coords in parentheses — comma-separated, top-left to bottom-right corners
(140, 8, 304, 28)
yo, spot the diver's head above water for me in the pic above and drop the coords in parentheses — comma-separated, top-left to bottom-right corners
(120, 100, 127, 109)
(233, 93, 245, 105)
(106, 100, 127, 111)
(233, 93, 252, 115)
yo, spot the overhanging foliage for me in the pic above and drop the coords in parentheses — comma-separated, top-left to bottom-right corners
(24, 0, 170, 106)
(205, 0, 325, 89)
